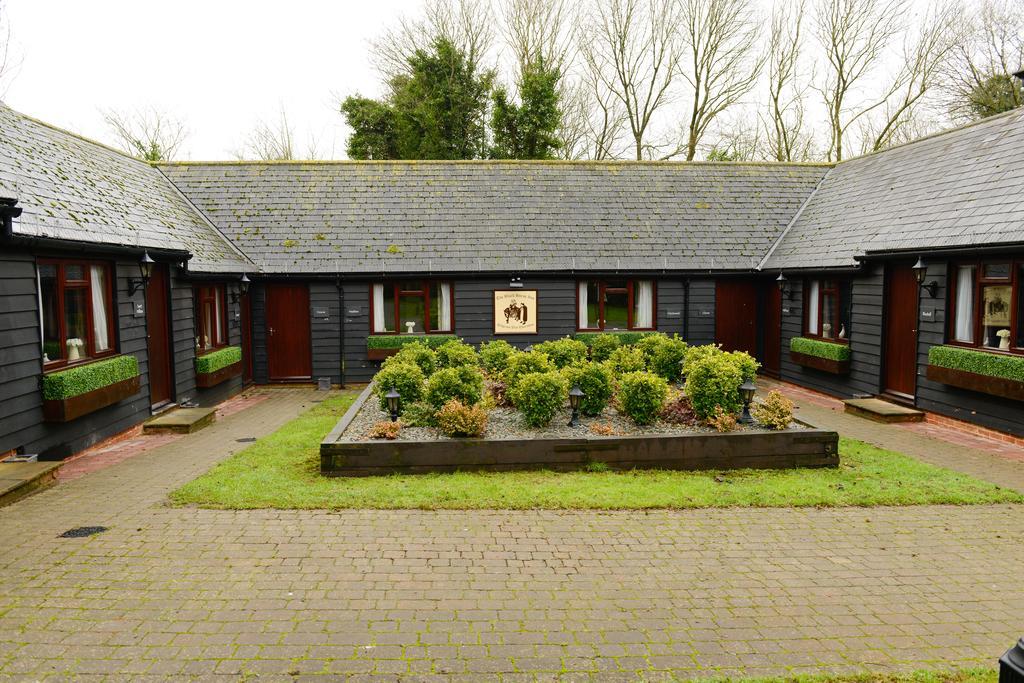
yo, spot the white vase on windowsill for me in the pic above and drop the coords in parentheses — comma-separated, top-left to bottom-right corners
(405, 322, 416, 335)
(997, 329, 1011, 350)
(66, 338, 84, 361)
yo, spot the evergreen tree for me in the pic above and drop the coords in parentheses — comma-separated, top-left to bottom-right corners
(490, 57, 562, 159)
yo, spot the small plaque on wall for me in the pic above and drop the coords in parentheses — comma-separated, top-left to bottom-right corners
(313, 307, 330, 319)
(665, 310, 681, 318)
(698, 309, 712, 317)
(493, 290, 538, 335)
(782, 306, 791, 315)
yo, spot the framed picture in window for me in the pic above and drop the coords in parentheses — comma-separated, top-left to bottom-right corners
(493, 290, 538, 335)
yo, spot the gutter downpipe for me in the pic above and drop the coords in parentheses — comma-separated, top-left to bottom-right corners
(337, 277, 346, 389)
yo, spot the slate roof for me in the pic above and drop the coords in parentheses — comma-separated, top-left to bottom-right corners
(157, 161, 830, 274)
(0, 104, 253, 273)
(763, 107, 1024, 270)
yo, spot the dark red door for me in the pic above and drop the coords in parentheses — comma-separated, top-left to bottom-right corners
(240, 291, 253, 384)
(715, 280, 758, 355)
(883, 264, 919, 397)
(762, 284, 782, 376)
(145, 264, 174, 407)
(265, 283, 312, 381)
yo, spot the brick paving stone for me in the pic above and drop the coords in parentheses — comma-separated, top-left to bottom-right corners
(2, 387, 1024, 679)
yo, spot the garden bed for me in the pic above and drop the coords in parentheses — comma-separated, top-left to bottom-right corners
(321, 383, 839, 476)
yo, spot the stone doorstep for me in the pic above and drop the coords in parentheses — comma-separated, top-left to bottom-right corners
(843, 398, 925, 424)
(0, 461, 62, 508)
(143, 406, 218, 435)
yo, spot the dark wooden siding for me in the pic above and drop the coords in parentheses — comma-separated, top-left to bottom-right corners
(251, 283, 269, 384)
(311, 282, 342, 385)
(687, 279, 715, 346)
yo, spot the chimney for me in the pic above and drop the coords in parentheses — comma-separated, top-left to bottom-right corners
(0, 197, 22, 240)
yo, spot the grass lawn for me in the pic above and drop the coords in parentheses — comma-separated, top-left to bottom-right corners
(170, 393, 1024, 510)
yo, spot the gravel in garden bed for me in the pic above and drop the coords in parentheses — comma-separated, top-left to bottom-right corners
(342, 385, 804, 442)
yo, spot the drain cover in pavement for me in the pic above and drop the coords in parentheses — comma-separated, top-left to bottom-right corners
(59, 526, 108, 538)
(236, 437, 257, 443)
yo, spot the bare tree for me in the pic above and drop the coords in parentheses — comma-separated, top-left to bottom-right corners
(760, 0, 816, 161)
(0, 0, 22, 96)
(813, 0, 910, 161)
(234, 109, 321, 161)
(679, 0, 764, 161)
(373, 0, 497, 80)
(581, 0, 684, 160)
(942, 0, 1024, 122)
(103, 108, 188, 161)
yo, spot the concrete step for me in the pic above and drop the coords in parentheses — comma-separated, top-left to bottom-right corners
(0, 460, 62, 508)
(843, 398, 924, 424)
(143, 407, 217, 435)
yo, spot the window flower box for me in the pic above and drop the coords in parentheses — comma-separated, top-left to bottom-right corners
(789, 337, 851, 375)
(926, 346, 1024, 402)
(195, 346, 242, 388)
(366, 334, 458, 361)
(42, 355, 140, 422)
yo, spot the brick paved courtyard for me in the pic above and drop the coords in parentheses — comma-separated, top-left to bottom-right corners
(1, 387, 1023, 680)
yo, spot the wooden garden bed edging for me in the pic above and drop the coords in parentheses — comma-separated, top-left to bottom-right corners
(42, 375, 141, 423)
(926, 364, 1024, 402)
(790, 350, 850, 375)
(320, 384, 839, 477)
(196, 361, 242, 389)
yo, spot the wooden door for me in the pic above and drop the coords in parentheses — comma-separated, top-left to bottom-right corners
(715, 280, 758, 355)
(265, 283, 312, 381)
(145, 264, 174, 407)
(762, 284, 782, 376)
(883, 264, 919, 397)
(240, 291, 253, 384)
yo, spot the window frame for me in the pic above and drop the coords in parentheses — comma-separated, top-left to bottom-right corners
(802, 277, 850, 344)
(194, 284, 229, 354)
(368, 280, 455, 335)
(947, 258, 1022, 355)
(575, 279, 657, 332)
(38, 258, 118, 372)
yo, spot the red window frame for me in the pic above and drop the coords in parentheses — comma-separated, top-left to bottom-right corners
(575, 280, 657, 332)
(369, 281, 455, 335)
(802, 278, 849, 344)
(38, 258, 117, 371)
(947, 259, 1022, 355)
(194, 284, 229, 353)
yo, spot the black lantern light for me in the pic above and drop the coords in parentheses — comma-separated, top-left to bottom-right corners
(912, 256, 938, 298)
(128, 250, 155, 296)
(739, 380, 757, 424)
(239, 273, 251, 296)
(0, 197, 22, 240)
(385, 386, 401, 422)
(775, 272, 789, 298)
(568, 384, 584, 427)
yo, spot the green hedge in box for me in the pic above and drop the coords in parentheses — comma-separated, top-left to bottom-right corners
(42, 355, 139, 400)
(195, 346, 242, 375)
(790, 337, 851, 362)
(928, 345, 1024, 383)
(573, 331, 657, 347)
(366, 334, 458, 350)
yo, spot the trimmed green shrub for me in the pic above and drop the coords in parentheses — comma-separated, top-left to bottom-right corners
(574, 331, 657, 347)
(436, 399, 489, 437)
(374, 361, 425, 413)
(534, 337, 588, 369)
(928, 345, 1024, 383)
(42, 355, 140, 400)
(501, 350, 554, 390)
(647, 335, 689, 382)
(589, 334, 621, 362)
(510, 371, 568, 427)
(605, 345, 648, 375)
(195, 346, 241, 375)
(681, 343, 723, 376)
(401, 401, 437, 427)
(752, 390, 794, 430)
(560, 361, 615, 416)
(435, 339, 479, 369)
(684, 353, 745, 420)
(385, 342, 437, 377)
(424, 366, 485, 410)
(367, 334, 458, 350)
(617, 371, 669, 425)
(479, 339, 516, 374)
(635, 332, 669, 359)
(791, 337, 851, 362)
(731, 350, 760, 382)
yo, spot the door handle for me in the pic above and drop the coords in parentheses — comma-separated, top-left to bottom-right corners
(269, 327, 275, 336)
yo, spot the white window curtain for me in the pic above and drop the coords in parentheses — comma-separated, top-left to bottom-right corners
(213, 288, 222, 344)
(634, 281, 653, 328)
(578, 282, 589, 329)
(807, 280, 820, 334)
(372, 284, 386, 333)
(954, 266, 975, 343)
(90, 265, 110, 352)
(436, 283, 452, 331)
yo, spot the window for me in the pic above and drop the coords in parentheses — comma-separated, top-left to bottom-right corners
(804, 278, 851, 341)
(371, 281, 453, 334)
(194, 284, 228, 352)
(38, 259, 116, 368)
(949, 259, 1023, 353)
(577, 280, 655, 331)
